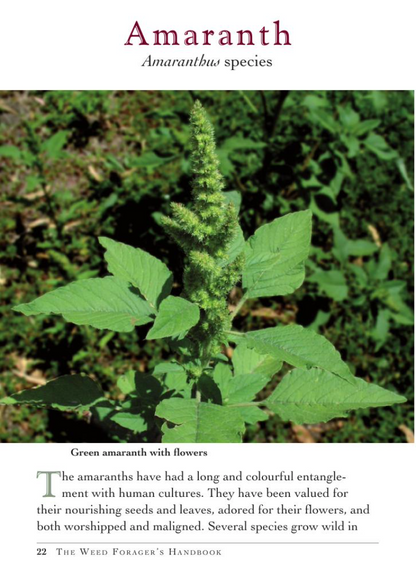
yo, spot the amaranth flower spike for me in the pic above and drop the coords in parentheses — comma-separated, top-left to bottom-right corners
(162, 101, 244, 362)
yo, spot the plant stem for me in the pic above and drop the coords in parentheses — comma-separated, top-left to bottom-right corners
(231, 292, 249, 321)
(228, 330, 246, 339)
(239, 91, 258, 114)
(228, 400, 267, 408)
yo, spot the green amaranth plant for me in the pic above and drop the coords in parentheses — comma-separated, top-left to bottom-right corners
(1, 101, 406, 443)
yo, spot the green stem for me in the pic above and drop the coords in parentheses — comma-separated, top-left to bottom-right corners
(228, 330, 246, 339)
(228, 400, 267, 409)
(231, 292, 249, 321)
(238, 91, 258, 114)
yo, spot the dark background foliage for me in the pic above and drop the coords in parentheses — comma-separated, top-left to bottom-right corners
(0, 90, 413, 443)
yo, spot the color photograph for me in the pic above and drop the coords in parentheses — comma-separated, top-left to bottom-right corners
(0, 90, 413, 443)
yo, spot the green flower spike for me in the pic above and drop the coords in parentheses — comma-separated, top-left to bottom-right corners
(162, 101, 244, 362)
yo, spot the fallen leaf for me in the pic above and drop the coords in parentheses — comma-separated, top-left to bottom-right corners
(292, 424, 316, 443)
(224, 346, 234, 359)
(12, 371, 47, 386)
(0, 99, 17, 114)
(88, 165, 103, 182)
(251, 307, 280, 319)
(22, 190, 45, 201)
(368, 224, 382, 247)
(63, 220, 82, 232)
(26, 218, 55, 230)
(398, 424, 414, 443)
(10, 352, 30, 374)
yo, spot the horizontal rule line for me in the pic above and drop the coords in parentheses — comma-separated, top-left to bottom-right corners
(37, 541, 379, 545)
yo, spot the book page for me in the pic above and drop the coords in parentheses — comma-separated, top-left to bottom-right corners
(0, 2, 414, 581)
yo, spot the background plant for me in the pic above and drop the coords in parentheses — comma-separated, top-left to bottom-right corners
(0, 90, 413, 443)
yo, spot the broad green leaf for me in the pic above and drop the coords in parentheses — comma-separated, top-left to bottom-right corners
(396, 157, 414, 191)
(91, 401, 116, 422)
(329, 169, 345, 198)
(237, 406, 269, 425)
(153, 362, 184, 375)
(340, 135, 360, 158)
(117, 370, 137, 395)
(163, 370, 191, 396)
(333, 228, 377, 262)
(303, 95, 329, 109)
(213, 362, 233, 391)
(156, 399, 245, 443)
(134, 152, 176, 168)
(13, 277, 155, 332)
(338, 105, 360, 130)
(198, 374, 222, 404)
(232, 343, 282, 379)
(332, 228, 350, 263)
(111, 411, 147, 433)
(266, 368, 406, 424)
(223, 190, 242, 213)
(371, 309, 390, 349)
(150, 364, 192, 396)
(213, 361, 268, 404)
(309, 269, 348, 301)
(123, 362, 189, 401)
(310, 197, 340, 228)
(0, 145, 22, 160)
(112, 372, 163, 430)
(219, 225, 245, 267)
(217, 150, 234, 177)
(105, 154, 125, 172)
(99, 237, 172, 308)
(217, 133, 265, 175)
(376, 280, 406, 294)
(345, 239, 378, 257)
(351, 296, 367, 307)
(390, 311, 414, 326)
(41, 130, 69, 159)
(381, 289, 414, 324)
(220, 374, 269, 405)
(352, 119, 380, 136)
(349, 264, 368, 286)
(241, 324, 355, 384)
(374, 245, 392, 280)
(168, 337, 195, 356)
(369, 91, 388, 113)
(126, 373, 163, 403)
(307, 108, 339, 133)
(301, 175, 323, 191)
(26, 175, 41, 191)
(212, 353, 229, 364)
(146, 296, 199, 340)
(0, 375, 103, 411)
(244, 253, 305, 297)
(365, 133, 398, 161)
(220, 137, 266, 151)
(243, 210, 312, 298)
(308, 310, 331, 333)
